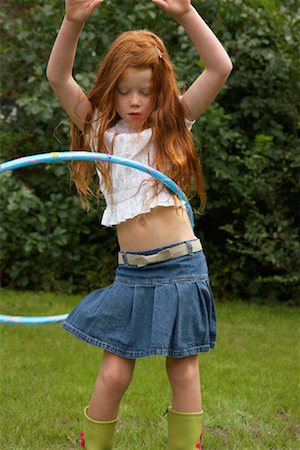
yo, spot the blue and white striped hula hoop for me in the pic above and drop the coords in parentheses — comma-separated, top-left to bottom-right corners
(0, 151, 194, 325)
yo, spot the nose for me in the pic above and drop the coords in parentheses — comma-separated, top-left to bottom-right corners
(130, 92, 141, 106)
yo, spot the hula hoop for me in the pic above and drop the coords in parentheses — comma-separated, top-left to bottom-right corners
(0, 313, 69, 326)
(0, 151, 194, 325)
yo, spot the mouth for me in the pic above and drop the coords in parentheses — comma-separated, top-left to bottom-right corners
(129, 113, 142, 119)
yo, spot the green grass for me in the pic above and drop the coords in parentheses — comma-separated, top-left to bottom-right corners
(0, 289, 299, 449)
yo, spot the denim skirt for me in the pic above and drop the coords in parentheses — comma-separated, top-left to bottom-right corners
(62, 239, 217, 359)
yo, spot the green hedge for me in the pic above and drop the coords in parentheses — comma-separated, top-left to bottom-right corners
(1, 0, 299, 302)
(0, 168, 118, 292)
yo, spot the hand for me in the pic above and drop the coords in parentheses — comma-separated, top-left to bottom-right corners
(151, 0, 192, 19)
(65, 0, 103, 23)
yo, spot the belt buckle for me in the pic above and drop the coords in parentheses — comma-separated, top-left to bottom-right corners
(136, 248, 173, 267)
(155, 247, 174, 262)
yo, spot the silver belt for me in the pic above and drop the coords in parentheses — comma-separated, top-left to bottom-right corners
(118, 239, 202, 267)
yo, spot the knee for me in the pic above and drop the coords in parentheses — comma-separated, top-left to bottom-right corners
(98, 359, 134, 395)
(166, 357, 199, 390)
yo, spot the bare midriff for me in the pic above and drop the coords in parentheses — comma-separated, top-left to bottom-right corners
(116, 206, 196, 252)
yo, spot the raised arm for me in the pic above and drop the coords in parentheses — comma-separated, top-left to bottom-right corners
(46, 0, 103, 130)
(152, 0, 233, 121)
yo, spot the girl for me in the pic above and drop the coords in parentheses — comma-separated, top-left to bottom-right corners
(47, 0, 232, 448)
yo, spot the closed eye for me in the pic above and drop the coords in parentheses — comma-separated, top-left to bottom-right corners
(116, 87, 152, 96)
(117, 89, 130, 95)
(141, 90, 152, 96)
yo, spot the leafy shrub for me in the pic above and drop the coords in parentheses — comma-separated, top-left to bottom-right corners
(1, 0, 299, 302)
(0, 169, 117, 293)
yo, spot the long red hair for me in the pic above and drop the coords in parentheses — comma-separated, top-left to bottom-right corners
(71, 30, 206, 211)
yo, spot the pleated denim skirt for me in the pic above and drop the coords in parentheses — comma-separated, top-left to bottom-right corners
(62, 239, 217, 359)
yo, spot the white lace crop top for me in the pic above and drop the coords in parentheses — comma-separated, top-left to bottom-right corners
(90, 118, 195, 227)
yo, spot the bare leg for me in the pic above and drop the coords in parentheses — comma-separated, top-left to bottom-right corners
(88, 351, 136, 421)
(166, 355, 202, 412)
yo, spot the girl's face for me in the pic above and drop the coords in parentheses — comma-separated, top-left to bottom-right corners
(115, 67, 154, 129)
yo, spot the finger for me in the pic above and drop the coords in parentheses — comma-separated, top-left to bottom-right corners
(87, 0, 103, 12)
(152, 0, 170, 12)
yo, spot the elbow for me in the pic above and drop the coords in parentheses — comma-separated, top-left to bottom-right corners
(207, 57, 233, 83)
(46, 65, 55, 86)
(46, 63, 62, 87)
(46, 67, 65, 90)
(216, 59, 233, 85)
(46, 66, 58, 86)
(46, 60, 52, 80)
(220, 57, 234, 78)
(227, 58, 234, 75)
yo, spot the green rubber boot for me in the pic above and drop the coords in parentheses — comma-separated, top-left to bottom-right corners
(79, 406, 118, 450)
(167, 407, 203, 450)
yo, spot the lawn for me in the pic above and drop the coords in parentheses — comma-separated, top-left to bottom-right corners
(0, 289, 299, 449)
